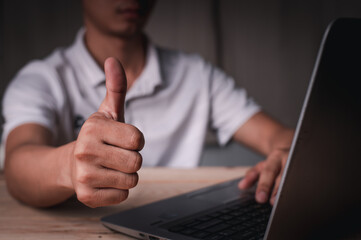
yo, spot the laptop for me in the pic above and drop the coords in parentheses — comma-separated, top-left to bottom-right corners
(101, 18, 361, 240)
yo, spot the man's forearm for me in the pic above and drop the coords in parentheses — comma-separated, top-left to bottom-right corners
(233, 112, 294, 156)
(5, 142, 75, 207)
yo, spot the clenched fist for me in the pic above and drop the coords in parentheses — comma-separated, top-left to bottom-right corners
(71, 58, 144, 208)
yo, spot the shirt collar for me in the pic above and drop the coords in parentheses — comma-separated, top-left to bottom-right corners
(74, 28, 105, 87)
(126, 40, 163, 101)
(73, 28, 163, 98)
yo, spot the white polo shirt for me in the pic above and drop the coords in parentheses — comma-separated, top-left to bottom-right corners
(2, 29, 260, 168)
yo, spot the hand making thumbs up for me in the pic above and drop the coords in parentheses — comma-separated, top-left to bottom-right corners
(71, 57, 144, 208)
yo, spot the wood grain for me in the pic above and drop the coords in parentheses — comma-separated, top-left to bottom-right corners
(0, 167, 249, 239)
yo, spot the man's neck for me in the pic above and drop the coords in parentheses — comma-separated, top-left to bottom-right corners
(84, 26, 146, 89)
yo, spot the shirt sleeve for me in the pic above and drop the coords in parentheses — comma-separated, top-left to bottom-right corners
(2, 61, 58, 145)
(209, 65, 261, 146)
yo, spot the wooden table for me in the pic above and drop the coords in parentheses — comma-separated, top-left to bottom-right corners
(0, 167, 249, 239)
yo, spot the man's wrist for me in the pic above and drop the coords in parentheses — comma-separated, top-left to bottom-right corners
(56, 141, 76, 191)
(269, 128, 294, 154)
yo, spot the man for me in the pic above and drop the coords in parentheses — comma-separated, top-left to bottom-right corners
(2, 0, 293, 208)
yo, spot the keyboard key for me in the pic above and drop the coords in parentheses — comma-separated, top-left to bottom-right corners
(168, 226, 184, 233)
(228, 205, 241, 211)
(180, 228, 196, 235)
(219, 228, 236, 236)
(207, 234, 225, 240)
(194, 219, 222, 230)
(191, 231, 210, 238)
(227, 218, 242, 225)
(206, 223, 230, 233)
(220, 209, 232, 214)
(230, 211, 244, 216)
(182, 220, 200, 227)
(247, 236, 261, 240)
(197, 216, 212, 221)
(231, 225, 246, 232)
(208, 212, 222, 218)
(241, 231, 254, 238)
(238, 216, 251, 222)
(219, 215, 233, 221)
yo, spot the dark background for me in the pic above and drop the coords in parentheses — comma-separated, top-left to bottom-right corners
(1, 0, 361, 166)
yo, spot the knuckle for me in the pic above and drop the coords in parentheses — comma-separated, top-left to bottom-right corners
(88, 112, 105, 122)
(77, 172, 94, 185)
(245, 168, 256, 177)
(258, 161, 265, 170)
(80, 118, 98, 135)
(74, 143, 94, 162)
(262, 164, 277, 174)
(77, 189, 96, 207)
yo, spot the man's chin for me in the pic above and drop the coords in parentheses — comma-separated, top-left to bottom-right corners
(107, 25, 144, 39)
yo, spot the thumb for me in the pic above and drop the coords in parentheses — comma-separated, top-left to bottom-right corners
(98, 57, 127, 122)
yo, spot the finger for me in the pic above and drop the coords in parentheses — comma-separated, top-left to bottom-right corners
(77, 167, 139, 190)
(270, 154, 288, 205)
(256, 162, 281, 204)
(91, 169, 139, 190)
(238, 162, 264, 189)
(99, 144, 142, 173)
(97, 171, 139, 190)
(77, 187, 129, 208)
(84, 114, 145, 150)
(238, 168, 260, 189)
(270, 174, 282, 205)
(98, 57, 127, 122)
(100, 121, 144, 150)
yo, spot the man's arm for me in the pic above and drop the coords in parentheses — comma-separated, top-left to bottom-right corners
(4, 58, 144, 208)
(233, 112, 294, 205)
(5, 124, 75, 207)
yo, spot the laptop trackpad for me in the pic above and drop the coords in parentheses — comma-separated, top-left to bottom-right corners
(188, 180, 255, 203)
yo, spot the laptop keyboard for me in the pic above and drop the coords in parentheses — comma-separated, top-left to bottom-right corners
(166, 199, 272, 240)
